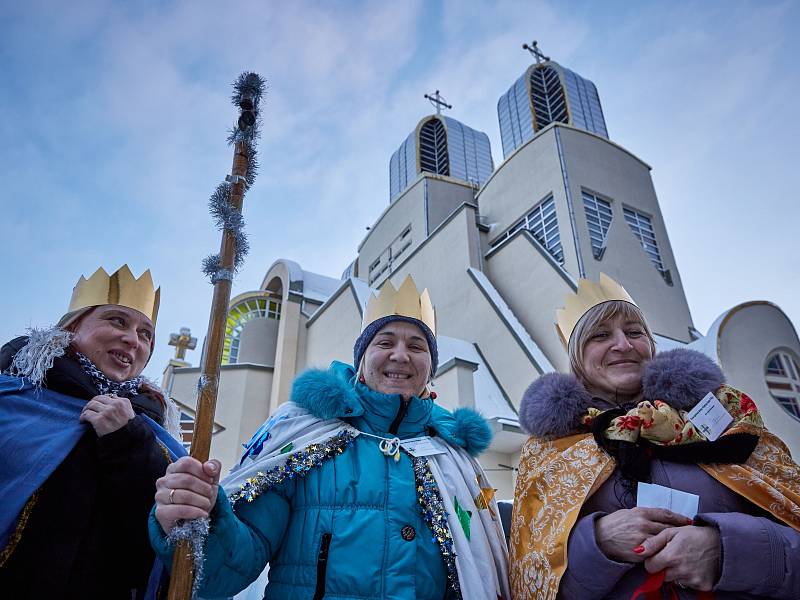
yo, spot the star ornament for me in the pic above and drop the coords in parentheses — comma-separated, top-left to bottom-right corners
(474, 476, 498, 519)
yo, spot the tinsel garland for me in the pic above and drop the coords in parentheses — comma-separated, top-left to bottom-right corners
(7, 326, 72, 386)
(228, 430, 356, 506)
(202, 72, 266, 283)
(412, 456, 462, 599)
(165, 516, 210, 597)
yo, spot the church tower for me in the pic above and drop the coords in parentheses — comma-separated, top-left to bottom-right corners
(389, 91, 493, 201)
(497, 41, 608, 158)
(481, 42, 695, 346)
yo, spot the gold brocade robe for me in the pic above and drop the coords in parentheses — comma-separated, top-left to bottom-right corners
(509, 385, 800, 600)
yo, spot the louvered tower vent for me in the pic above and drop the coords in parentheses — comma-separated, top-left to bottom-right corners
(389, 115, 493, 202)
(497, 61, 608, 158)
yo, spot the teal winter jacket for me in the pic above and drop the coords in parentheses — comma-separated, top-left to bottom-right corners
(149, 362, 492, 599)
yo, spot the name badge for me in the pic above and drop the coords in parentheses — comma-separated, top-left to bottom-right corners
(637, 482, 699, 519)
(400, 436, 446, 457)
(687, 392, 733, 441)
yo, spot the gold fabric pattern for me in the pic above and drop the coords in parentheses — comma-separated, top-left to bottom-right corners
(510, 434, 613, 600)
(0, 490, 39, 567)
(510, 386, 800, 600)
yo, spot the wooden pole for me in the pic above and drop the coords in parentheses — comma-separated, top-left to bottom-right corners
(167, 109, 256, 599)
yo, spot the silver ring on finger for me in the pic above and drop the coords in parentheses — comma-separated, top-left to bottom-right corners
(169, 488, 176, 504)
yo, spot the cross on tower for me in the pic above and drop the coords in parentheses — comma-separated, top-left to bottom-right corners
(168, 327, 197, 360)
(424, 90, 453, 115)
(522, 40, 550, 64)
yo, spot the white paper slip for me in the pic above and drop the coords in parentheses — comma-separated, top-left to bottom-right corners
(637, 482, 699, 519)
(400, 436, 446, 457)
(687, 392, 733, 441)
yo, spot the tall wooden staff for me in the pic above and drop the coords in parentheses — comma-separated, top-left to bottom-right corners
(168, 71, 266, 600)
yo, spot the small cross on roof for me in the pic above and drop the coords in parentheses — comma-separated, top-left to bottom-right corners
(522, 40, 550, 64)
(169, 327, 197, 360)
(424, 90, 453, 115)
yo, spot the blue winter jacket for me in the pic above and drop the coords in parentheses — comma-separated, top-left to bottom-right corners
(150, 362, 492, 599)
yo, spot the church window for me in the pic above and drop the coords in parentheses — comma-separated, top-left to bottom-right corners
(177, 408, 223, 451)
(179, 411, 195, 450)
(526, 196, 563, 263)
(418, 118, 450, 176)
(529, 65, 569, 131)
(223, 293, 282, 365)
(582, 191, 613, 258)
(491, 195, 563, 264)
(391, 226, 412, 261)
(765, 350, 800, 421)
(368, 226, 412, 285)
(623, 207, 666, 272)
(368, 250, 390, 285)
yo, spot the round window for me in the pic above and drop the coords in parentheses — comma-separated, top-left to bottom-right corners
(764, 350, 800, 421)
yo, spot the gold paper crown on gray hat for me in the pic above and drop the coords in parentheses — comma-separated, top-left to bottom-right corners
(555, 273, 636, 347)
(58, 265, 161, 327)
(361, 275, 436, 335)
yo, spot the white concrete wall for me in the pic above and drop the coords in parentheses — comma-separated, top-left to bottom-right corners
(478, 124, 694, 343)
(304, 285, 363, 370)
(169, 365, 273, 472)
(484, 232, 574, 373)
(596, 216, 692, 342)
(237, 317, 279, 365)
(558, 126, 694, 342)
(716, 303, 800, 457)
(478, 127, 563, 247)
(357, 178, 428, 287)
(385, 205, 539, 409)
(425, 176, 476, 232)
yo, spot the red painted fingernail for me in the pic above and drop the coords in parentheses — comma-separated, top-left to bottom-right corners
(633, 545, 645, 554)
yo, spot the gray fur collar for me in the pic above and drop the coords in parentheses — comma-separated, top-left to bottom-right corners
(519, 348, 725, 438)
(8, 326, 72, 386)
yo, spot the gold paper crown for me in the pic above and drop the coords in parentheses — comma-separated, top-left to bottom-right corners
(555, 273, 636, 347)
(61, 265, 161, 326)
(361, 275, 436, 335)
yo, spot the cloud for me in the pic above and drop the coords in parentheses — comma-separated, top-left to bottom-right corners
(1, 0, 798, 380)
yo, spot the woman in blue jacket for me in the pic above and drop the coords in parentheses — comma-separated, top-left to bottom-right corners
(150, 276, 510, 599)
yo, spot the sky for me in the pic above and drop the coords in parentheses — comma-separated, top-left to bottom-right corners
(1, 0, 798, 381)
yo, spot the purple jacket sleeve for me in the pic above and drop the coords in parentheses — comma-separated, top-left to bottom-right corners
(558, 512, 634, 599)
(697, 512, 800, 599)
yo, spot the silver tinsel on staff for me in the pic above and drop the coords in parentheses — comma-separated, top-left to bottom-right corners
(168, 71, 266, 600)
(201, 72, 265, 283)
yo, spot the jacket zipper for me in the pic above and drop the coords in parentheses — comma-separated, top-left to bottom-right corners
(313, 532, 332, 600)
(388, 398, 410, 435)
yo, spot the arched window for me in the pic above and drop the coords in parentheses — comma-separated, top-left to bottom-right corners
(529, 65, 568, 131)
(764, 350, 800, 421)
(222, 292, 281, 365)
(418, 118, 450, 176)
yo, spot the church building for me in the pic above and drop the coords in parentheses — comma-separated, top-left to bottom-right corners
(163, 44, 800, 498)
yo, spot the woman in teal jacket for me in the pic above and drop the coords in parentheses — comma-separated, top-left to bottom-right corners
(150, 277, 510, 599)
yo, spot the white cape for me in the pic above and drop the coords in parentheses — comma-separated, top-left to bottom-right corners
(218, 401, 510, 600)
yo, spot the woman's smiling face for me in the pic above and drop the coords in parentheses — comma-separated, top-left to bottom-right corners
(362, 321, 431, 400)
(581, 313, 653, 399)
(70, 305, 154, 382)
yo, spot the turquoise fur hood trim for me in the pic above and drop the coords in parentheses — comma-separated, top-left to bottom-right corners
(291, 361, 492, 456)
(289, 361, 365, 420)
